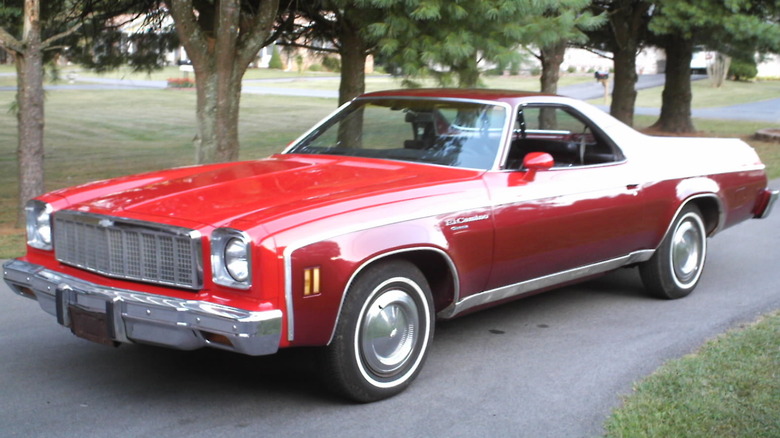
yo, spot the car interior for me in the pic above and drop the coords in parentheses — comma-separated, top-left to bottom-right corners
(505, 105, 623, 169)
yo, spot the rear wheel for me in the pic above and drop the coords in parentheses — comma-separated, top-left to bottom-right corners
(322, 260, 434, 402)
(640, 205, 707, 299)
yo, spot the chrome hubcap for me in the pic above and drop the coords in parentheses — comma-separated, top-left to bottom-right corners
(360, 289, 419, 377)
(672, 218, 703, 285)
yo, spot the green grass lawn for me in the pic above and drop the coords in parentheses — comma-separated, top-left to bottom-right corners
(246, 73, 592, 92)
(605, 310, 780, 438)
(0, 89, 337, 258)
(634, 78, 780, 108)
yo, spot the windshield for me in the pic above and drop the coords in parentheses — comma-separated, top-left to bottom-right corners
(286, 98, 509, 170)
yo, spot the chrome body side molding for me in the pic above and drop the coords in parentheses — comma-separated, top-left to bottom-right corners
(438, 250, 654, 319)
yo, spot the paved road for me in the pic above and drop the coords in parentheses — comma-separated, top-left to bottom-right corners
(2, 180, 779, 437)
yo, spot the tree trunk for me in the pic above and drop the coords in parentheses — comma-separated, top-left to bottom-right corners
(193, 62, 245, 163)
(650, 35, 695, 133)
(15, 0, 45, 226)
(610, 46, 638, 126)
(169, 0, 279, 164)
(539, 41, 565, 94)
(606, 0, 650, 127)
(456, 57, 480, 88)
(707, 53, 731, 88)
(337, 22, 367, 106)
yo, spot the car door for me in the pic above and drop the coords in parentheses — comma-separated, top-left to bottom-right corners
(484, 105, 649, 290)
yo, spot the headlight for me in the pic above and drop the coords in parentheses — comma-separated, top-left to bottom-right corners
(25, 200, 53, 250)
(224, 238, 249, 282)
(211, 228, 252, 289)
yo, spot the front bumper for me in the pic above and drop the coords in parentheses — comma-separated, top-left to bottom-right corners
(3, 259, 282, 356)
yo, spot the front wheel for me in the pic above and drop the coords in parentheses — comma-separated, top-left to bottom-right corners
(322, 260, 434, 402)
(640, 205, 707, 299)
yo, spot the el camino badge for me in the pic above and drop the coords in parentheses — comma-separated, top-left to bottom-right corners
(445, 213, 490, 231)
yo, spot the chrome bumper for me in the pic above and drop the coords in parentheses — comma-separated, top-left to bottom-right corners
(3, 259, 282, 356)
(756, 189, 779, 219)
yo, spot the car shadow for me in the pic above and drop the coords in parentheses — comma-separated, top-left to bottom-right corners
(42, 266, 653, 405)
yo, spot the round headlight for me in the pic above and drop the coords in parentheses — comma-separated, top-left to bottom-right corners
(224, 238, 249, 282)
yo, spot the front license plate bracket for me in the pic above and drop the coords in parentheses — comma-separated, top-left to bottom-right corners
(69, 305, 119, 347)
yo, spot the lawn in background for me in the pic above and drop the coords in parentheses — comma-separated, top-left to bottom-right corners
(0, 89, 337, 258)
(634, 78, 780, 108)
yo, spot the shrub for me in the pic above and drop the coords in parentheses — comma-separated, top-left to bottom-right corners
(322, 56, 341, 72)
(509, 60, 521, 76)
(295, 55, 304, 73)
(729, 58, 758, 81)
(166, 77, 195, 88)
(268, 46, 284, 69)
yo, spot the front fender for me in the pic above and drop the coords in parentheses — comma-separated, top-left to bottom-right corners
(285, 210, 493, 345)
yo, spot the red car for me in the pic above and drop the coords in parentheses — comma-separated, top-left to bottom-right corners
(4, 89, 777, 402)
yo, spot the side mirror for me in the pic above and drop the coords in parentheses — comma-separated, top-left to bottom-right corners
(521, 152, 554, 182)
(523, 152, 554, 171)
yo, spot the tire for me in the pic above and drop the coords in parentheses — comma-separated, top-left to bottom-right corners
(322, 260, 434, 402)
(640, 205, 707, 299)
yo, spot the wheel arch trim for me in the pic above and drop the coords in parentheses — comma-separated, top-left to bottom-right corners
(665, 194, 724, 243)
(326, 247, 460, 345)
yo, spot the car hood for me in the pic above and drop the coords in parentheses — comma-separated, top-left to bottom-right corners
(63, 154, 480, 228)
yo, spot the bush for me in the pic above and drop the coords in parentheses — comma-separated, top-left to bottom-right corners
(729, 58, 758, 81)
(509, 60, 521, 76)
(166, 77, 195, 88)
(487, 67, 504, 76)
(268, 46, 284, 70)
(322, 56, 341, 72)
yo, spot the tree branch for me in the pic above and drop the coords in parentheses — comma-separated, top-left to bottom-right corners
(236, 0, 280, 68)
(0, 27, 24, 53)
(575, 45, 613, 60)
(168, 0, 210, 66)
(215, 0, 240, 72)
(41, 22, 83, 49)
(277, 41, 339, 54)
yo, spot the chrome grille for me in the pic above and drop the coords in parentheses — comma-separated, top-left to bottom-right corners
(53, 211, 202, 290)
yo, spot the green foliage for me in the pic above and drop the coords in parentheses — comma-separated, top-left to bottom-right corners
(321, 56, 341, 72)
(268, 46, 284, 69)
(0, 0, 173, 72)
(650, 0, 780, 57)
(509, 59, 521, 75)
(364, 0, 603, 88)
(729, 57, 758, 81)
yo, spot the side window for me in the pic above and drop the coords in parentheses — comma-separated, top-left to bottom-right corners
(507, 105, 622, 169)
